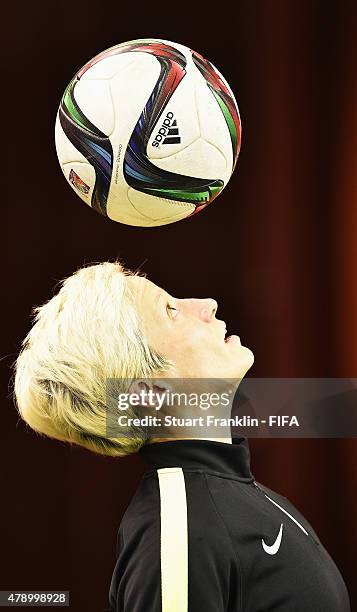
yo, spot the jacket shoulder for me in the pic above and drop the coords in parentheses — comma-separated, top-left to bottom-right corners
(109, 469, 242, 612)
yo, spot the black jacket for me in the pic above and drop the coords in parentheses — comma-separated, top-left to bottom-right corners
(108, 437, 351, 611)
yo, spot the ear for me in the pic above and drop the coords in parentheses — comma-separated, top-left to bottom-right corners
(127, 378, 173, 410)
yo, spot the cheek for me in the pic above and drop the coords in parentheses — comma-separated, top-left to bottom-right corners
(159, 327, 204, 360)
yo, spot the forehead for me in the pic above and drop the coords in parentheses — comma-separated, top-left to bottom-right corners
(127, 275, 165, 334)
(127, 275, 162, 304)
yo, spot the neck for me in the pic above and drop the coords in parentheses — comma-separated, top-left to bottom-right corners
(145, 381, 238, 444)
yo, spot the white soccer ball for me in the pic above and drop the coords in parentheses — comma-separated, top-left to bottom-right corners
(55, 39, 241, 227)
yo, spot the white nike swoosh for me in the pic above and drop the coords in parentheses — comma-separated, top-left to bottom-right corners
(262, 523, 284, 555)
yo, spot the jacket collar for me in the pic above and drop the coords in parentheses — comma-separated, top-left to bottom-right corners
(139, 437, 254, 482)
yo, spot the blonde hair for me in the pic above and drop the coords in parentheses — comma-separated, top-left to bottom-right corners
(14, 261, 172, 457)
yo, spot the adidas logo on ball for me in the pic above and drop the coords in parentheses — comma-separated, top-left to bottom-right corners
(151, 111, 181, 147)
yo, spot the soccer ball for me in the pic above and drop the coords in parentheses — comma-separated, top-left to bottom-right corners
(55, 39, 241, 227)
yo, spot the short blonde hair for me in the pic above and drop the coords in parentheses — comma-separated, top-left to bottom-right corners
(14, 261, 172, 457)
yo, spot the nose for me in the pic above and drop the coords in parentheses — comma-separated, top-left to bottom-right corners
(181, 298, 218, 322)
(203, 298, 218, 322)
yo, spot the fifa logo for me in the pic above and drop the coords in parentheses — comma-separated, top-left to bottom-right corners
(69, 169, 90, 195)
(151, 111, 181, 147)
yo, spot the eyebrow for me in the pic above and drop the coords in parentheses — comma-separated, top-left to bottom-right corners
(156, 290, 167, 313)
(156, 290, 171, 317)
(156, 289, 164, 304)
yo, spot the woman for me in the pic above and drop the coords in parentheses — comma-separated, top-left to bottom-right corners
(14, 261, 351, 611)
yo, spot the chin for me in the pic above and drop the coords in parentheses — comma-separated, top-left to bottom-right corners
(243, 345, 255, 367)
(232, 345, 255, 379)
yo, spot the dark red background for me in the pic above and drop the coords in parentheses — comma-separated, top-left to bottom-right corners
(2, 1, 356, 610)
